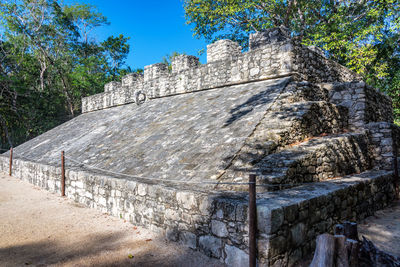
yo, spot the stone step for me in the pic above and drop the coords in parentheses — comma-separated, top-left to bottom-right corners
(225, 100, 348, 175)
(255, 132, 371, 191)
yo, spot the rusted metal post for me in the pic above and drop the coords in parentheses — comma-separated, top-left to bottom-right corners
(394, 142, 399, 199)
(9, 147, 13, 176)
(61, 151, 65, 196)
(249, 174, 257, 267)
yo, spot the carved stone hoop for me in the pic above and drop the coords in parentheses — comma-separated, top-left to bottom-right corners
(135, 90, 147, 105)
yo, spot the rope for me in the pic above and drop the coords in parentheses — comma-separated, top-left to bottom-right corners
(64, 155, 253, 186)
(64, 155, 341, 188)
(6, 151, 347, 189)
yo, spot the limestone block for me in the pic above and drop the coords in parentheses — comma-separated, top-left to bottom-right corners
(176, 191, 197, 210)
(171, 55, 200, 73)
(144, 63, 169, 81)
(290, 222, 306, 246)
(179, 231, 197, 249)
(104, 81, 121, 92)
(211, 220, 228, 237)
(257, 206, 285, 235)
(121, 73, 143, 87)
(137, 183, 147, 196)
(249, 27, 290, 50)
(165, 208, 180, 221)
(207, 39, 241, 63)
(199, 235, 222, 258)
(225, 245, 248, 267)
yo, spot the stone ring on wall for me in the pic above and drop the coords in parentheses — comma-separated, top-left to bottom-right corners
(135, 90, 147, 105)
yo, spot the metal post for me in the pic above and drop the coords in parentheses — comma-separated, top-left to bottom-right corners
(9, 147, 13, 176)
(61, 151, 65, 196)
(249, 174, 257, 267)
(394, 142, 399, 199)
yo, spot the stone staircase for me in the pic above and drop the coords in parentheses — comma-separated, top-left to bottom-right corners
(256, 133, 371, 190)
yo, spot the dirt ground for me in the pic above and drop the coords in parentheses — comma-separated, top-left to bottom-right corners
(0, 173, 223, 267)
(358, 199, 400, 257)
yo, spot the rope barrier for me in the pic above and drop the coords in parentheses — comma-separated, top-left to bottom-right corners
(64, 155, 253, 186)
(3, 148, 354, 191)
(5, 150, 343, 188)
(2, 77, 297, 188)
(63, 155, 332, 188)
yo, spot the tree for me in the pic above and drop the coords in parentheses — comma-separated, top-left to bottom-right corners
(184, 0, 400, 120)
(101, 34, 130, 79)
(0, 0, 131, 149)
(63, 3, 109, 44)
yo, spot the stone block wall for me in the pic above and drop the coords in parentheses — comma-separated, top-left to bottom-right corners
(104, 81, 121, 92)
(292, 43, 361, 83)
(365, 85, 393, 123)
(0, 156, 251, 265)
(0, 156, 395, 266)
(207, 39, 242, 63)
(249, 27, 290, 50)
(171, 55, 200, 73)
(144, 63, 169, 82)
(367, 122, 395, 171)
(82, 32, 362, 113)
(262, 170, 396, 266)
(121, 73, 144, 87)
(323, 81, 393, 130)
(257, 133, 372, 188)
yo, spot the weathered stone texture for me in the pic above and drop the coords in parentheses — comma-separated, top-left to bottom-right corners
(258, 170, 396, 266)
(171, 55, 200, 73)
(207, 39, 242, 63)
(367, 122, 395, 171)
(2, 27, 399, 267)
(323, 81, 393, 130)
(104, 81, 121, 92)
(82, 32, 361, 113)
(249, 27, 290, 50)
(8, 78, 293, 186)
(144, 63, 169, 81)
(0, 156, 395, 266)
(121, 73, 143, 87)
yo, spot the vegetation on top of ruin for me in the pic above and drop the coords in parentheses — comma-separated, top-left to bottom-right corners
(184, 0, 400, 122)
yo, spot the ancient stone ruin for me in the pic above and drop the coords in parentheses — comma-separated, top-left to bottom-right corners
(1, 28, 398, 266)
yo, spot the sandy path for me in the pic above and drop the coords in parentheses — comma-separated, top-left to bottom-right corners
(358, 199, 400, 257)
(0, 173, 222, 267)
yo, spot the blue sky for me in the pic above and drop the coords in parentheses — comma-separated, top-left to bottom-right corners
(65, 0, 208, 69)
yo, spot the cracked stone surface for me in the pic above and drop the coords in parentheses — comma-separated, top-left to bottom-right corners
(9, 78, 290, 184)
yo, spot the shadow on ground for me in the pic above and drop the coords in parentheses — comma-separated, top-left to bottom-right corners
(0, 230, 222, 267)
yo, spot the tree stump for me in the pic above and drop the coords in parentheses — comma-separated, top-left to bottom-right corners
(310, 234, 336, 267)
(310, 222, 400, 267)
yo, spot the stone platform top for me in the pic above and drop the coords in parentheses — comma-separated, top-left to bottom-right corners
(10, 78, 290, 186)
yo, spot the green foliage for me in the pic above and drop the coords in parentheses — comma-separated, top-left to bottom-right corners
(184, 0, 400, 119)
(102, 34, 130, 79)
(162, 51, 186, 71)
(0, 0, 131, 149)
